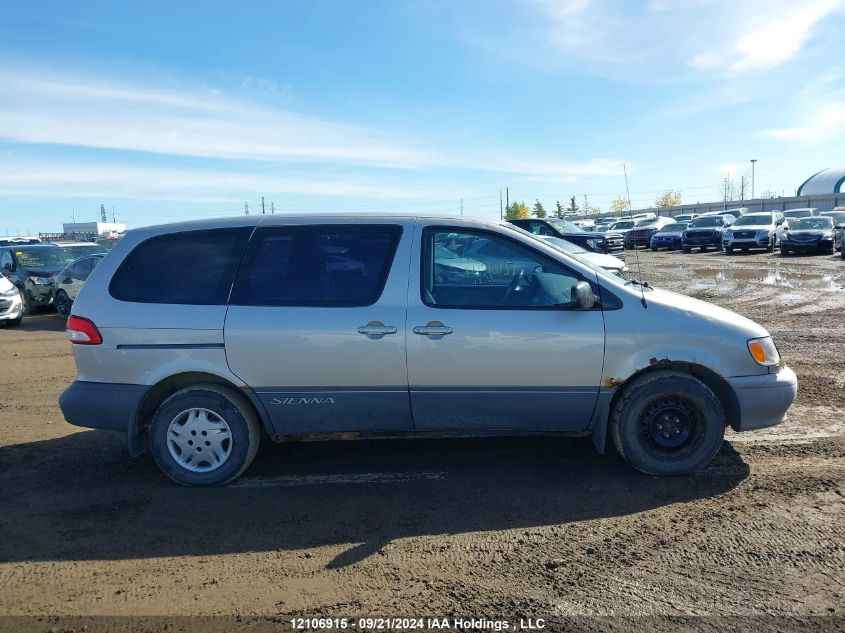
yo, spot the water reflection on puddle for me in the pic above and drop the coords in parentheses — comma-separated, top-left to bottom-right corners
(659, 266, 845, 292)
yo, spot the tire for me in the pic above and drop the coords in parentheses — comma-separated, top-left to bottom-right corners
(841, 248, 845, 260)
(54, 290, 72, 318)
(682, 247, 691, 253)
(149, 384, 261, 486)
(17, 286, 33, 315)
(725, 247, 733, 255)
(610, 370, 726, 476)
(780, 246, 789, 256)
(700, 246, 707, 253)
(651, 246, 657, 252)
(767, 238, 774, 253)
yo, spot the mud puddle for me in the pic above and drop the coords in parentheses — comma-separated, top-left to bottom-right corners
(659, 266, 845, 292)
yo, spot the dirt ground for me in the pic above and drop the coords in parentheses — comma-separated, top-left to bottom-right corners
(0, 248, 843, 628)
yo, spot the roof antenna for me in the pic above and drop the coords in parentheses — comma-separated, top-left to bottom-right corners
(624, 164, 647, 308)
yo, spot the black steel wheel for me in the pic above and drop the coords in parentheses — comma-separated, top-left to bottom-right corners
(610, 370, 726, 476)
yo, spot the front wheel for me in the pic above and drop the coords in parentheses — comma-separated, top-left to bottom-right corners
(725, 247, 733, 255)
(610, 370, 726, 476)
(54, 290, 72, 318)
(17, 287, 33, 315)
(780, 246, 789, 256)
(149, 384, 261, 486)
(682, 246, 691, 253)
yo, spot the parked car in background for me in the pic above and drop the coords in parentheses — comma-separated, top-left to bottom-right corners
(540, 236, 629, 278)
(649, 222, 689, 251)
(53, 254, 106, 318)
(719, 208, 748, 219)
(595, 217, 618, 226)
(96, 236, 124, 251)
(0, 237, 41, 246)
(681, 214, 735, 252)
(0, 245, 76, 314)
(779, 216, 843, 255)
(625, 217, 676, 249)
(508, 218, 625, 260)
(571, 219, 597, 230)
(608, 219, 636, 239)
(53, 241, 109, 258)
(782, 208, 817, 228)
(631, 212, 657, 221)
(59, 214, 796, 485)
(819, 210, 845, 225)
(723, 212, 784, 254)
(0, 272, 23, 326)
(673, 213, 698, 223)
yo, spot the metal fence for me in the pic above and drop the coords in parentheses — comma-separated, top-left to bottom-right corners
(579, 193, 845, 223)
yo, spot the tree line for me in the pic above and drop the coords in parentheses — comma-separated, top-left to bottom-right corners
(505, 190, 683, 220)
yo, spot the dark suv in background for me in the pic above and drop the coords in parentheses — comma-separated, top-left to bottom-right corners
(0, 244, 76, 313)
(508, 218, 625, 259)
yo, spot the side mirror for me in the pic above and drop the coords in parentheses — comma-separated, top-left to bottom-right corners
(572, 281, 596, 310)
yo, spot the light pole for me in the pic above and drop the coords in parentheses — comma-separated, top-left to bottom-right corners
(750, 159, 757, 200)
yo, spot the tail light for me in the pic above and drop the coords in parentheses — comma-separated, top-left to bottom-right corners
(66, 315, 103, 345)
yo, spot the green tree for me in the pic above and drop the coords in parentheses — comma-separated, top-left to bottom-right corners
(554, 200, 565, 219)
(655, 190, 683, 208)
(566, 196, 580, 216)
(504, 201, 531, 220)
(610, 196, 629, 213)
(533, 199, 547, 218)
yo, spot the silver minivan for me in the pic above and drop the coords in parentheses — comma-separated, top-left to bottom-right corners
(59, 216, 797, 486)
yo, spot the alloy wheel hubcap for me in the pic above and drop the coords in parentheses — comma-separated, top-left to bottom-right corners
(166, 408, 232, 473)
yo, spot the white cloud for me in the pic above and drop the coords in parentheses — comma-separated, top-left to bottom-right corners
(757, 99, 845, 144)
(689, 0, 843, 73)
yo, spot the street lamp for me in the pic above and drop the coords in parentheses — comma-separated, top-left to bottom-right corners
(750, 159, 757, 200)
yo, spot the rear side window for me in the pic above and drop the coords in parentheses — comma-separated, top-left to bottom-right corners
(109, 228, 252, 304)
(231, 225, 402, 307)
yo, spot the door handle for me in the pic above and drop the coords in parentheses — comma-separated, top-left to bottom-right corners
(413, 321, 453, 336)
(357, 321, 398, 339)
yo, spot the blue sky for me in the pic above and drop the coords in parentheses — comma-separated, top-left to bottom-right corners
(0, 0, 843, 232)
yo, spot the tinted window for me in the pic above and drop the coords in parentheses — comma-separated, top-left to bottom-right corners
(110, 228, 252, 304)
(423, 228, 590, 309)
(231, 225, 401, 307)
(12, 247, 75, 268)
(71, 258, 94, 281)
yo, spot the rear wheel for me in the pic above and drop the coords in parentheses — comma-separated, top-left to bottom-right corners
(54, 290, 72, 318)
(149, 384, 261, 486)
(767, 238, 775, 253)
(610, 370, 726, 476)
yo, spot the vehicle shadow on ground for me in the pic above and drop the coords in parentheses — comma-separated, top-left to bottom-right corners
(15, 313, 65, 332)
(0, 431, 749, 568)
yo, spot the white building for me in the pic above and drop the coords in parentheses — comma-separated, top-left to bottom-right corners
(62, 221, 126, 240)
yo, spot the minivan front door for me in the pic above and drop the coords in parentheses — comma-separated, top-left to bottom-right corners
(224, 222, 414, 435)
(406, 225, 605, 431)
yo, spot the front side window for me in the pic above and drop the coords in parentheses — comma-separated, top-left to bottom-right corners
(72, 257, 95, 281)
(110, 228, 252, 305)
(231, 225, 401, 307)
(423, 228, 590, 309)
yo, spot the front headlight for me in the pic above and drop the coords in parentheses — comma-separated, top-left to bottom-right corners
(821, 232, 833, 239)
(29, 275, 54, 285)
(724, 230, 734, 238)
(747, 336, 780, 367)
(0, 286, 18, 297)
(585, 239, 600, 250)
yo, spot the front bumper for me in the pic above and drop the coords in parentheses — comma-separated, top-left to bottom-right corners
(25, 283, 54, 306)
(782, 239, 828, 251)
(724, 236, 770, 249)
(650, 236, 682, 249)
(0, 293, 23, 321)
(59, 380, 148, 432)
(727, 366, 797, 431)
(683, 235, 723, 248)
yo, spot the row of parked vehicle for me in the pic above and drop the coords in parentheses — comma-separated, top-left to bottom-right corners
(0, 239, 109, 326)
(586, 207, 845, 257)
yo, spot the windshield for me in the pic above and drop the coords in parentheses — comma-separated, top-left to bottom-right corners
(657, 223, 687, 232)
(549, 219, 583, 233)
(12, 247, 76, 268)
(610, 220, 634, 230)
(791, 217, 833, 230)
(689, 216, 725, 227)
(633, 218, 657, 227)
(542, 236, 588, 255)
(63, 244, 108, 258)
(733, 214, 772, 226)
(784, 209, 813, 218)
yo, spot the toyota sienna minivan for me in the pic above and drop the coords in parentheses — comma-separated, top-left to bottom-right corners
(59, 215, 797, 486)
